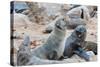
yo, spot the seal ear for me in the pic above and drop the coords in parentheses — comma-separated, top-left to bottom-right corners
(22, 35, 30, 47)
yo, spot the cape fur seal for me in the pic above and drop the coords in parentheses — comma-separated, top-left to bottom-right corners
(63, 25, 89, 61)
(32, 16, 69, 60)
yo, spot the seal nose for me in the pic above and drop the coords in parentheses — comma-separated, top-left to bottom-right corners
(78, 34, 81, 38)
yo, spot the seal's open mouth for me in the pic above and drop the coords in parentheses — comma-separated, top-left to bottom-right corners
(76, 31, 83, 38)
(56, 24, 62, 30)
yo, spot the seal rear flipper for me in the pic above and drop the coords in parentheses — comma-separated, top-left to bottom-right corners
(74, 48, 90, 61)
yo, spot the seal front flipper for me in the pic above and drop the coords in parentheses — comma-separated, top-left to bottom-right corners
(47, 51, 58, 60)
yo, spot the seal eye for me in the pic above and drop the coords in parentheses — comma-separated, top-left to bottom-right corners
(62, 18, 64, 21)
(56, 23, 62, 30)
(76, 31, 82, 38)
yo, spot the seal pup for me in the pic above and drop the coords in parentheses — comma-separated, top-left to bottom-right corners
(32, 16, 69, 60)
(17, 35, 31, 65)
(63, 25, 87, 59)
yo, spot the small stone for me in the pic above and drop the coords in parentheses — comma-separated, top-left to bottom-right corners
(90, 33, 94, 35)
(86, 51, 96, 61)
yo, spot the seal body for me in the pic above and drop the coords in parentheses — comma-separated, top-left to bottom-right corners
(17, 35, 32, 65)
(63, 25, 87, 58)
(32, 17, 68, 60)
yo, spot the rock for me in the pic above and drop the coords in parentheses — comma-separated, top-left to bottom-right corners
(13, 1, 29, 13)
(66, 6, 91, 21)
(90, 33, 94, 35)
(60, 4, 73, 15)
(85, 51, 96, 61)
(66, 18, 86, 29)
(25, 2, 39, 14)
(13, 13, 32, 28)
(87, 6, 97, 18)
